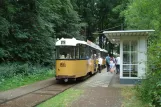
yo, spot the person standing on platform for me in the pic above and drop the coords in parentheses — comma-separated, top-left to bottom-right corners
(116, 54, 120, 74)
(98, 55, 103, 73)
(105, 54, 110, 72)
(109, 57, 115, 73)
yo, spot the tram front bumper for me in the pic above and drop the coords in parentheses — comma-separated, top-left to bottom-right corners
(56, 75, 76, 80)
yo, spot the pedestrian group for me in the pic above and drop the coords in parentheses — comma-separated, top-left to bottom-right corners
(97, 53, 120, 74)
(105, 54, 120, 74)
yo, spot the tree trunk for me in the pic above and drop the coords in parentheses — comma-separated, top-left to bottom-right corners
(0, 0, 4, 7)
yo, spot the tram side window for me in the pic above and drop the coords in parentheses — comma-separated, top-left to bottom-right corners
(90, 50, 94, 59)
(75, 46, 79, 59)
(79, 44, 86, 59)
(86, 46, 90, 59)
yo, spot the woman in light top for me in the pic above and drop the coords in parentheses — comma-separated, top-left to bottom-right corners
(109, 57, 115, 73)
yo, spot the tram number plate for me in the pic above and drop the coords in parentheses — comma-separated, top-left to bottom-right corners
(60, 62, 66, 67)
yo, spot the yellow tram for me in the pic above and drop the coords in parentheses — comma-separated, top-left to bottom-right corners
(55, 38, 101, 82)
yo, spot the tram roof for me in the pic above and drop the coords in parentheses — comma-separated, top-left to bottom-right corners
(56, 38, 102, 50)
(87, 40, 101, 50)
(103, 30, 155, 44)
(100, 49, 108, 53)
(56, 38, 87, 46)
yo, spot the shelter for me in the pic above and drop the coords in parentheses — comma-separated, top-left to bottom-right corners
(103, 30, 155, 84)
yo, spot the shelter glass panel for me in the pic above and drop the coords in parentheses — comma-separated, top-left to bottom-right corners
(123, 52, 130, 64)
(123, 65, 130, 77)
(122, 40, 138, 77)
(131, 52, 138, 64)
(131, 65, 138, 77)
(123, 65, 138, 77)
(123, 41, 130, 51)
(131, 41, 138, 51)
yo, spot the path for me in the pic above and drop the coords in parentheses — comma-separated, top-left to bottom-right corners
(71, 69, 122, 107)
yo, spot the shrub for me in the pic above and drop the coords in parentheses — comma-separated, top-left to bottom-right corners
(0, 62, 53, 81)
(135, 39, 161, 107)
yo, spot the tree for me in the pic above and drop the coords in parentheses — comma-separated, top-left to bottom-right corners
(0, 0, 82, 65)
(123, 0, 161, 106)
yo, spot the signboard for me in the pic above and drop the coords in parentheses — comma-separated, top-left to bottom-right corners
(61, 40, 65, 44)
(60, 62, 66, 67)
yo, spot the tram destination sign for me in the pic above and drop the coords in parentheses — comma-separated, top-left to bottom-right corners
(61, 40, 65, 44)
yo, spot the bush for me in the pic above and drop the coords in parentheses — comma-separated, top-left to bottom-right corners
(135, 40, 161, 107)
(0, 62, 53, 81)
(136, 71, 161, 107)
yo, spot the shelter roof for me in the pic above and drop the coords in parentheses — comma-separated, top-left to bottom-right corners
(103, 30, 155, 44)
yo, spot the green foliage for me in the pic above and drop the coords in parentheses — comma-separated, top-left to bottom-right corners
(123, 0, 161, 106)
(122, 87, 149, 107)
(0, 62, 55, 91)
(0, 62, 52, 80)
(37, 88, 83, 107)
(0, 0, 83, 64)
(0, 69, 54, 91)
(72, 0, 125, 48)
(123, 0, 161, 43)
(135, 71, 161, 107)
(124, 0, 161, 29)
(137, 40, 161, 106)
(0, 0, 126, 64)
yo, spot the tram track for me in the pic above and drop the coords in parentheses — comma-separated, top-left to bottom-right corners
(0, 72, 98, 107)
(0, 79, 77, 107)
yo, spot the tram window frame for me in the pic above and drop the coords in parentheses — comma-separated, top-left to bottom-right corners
(86, 46, 90, 59)
(96, 49, 98, 58)
(56, 46, 76, 59)
(93, 49, 97, 57)
(75, 45, 79, 59)
(100, 51, 103, 58)
(79, 44, 86, 59)
(89, 48, 94, 59)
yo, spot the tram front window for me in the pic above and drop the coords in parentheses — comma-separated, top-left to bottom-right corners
(56, 46, 75, 59)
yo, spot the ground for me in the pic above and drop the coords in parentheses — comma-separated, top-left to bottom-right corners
(0, 68, 133, 107)
(70, 69, 122, 107)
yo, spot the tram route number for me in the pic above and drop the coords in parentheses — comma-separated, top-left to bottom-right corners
(60, 62, 66, 67)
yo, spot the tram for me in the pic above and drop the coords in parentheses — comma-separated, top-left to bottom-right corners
(55, 38, 101, 82)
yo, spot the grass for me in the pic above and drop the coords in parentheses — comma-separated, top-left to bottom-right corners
(0, 70, 54, 91)
(37, 88, 83, 107)
(121, 86, 149, 107)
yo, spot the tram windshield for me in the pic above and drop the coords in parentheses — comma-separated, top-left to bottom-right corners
(56, 44, 89, 59)
(56, 46, 75, 59)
